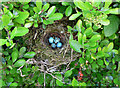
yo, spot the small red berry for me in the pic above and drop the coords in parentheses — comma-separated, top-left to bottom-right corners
(78, 71, 82, 74)
(80, 73, 83, 77)
(75, 63, 77, 66)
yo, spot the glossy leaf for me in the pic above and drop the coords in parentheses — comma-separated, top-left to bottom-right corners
(10, 27, 29, 39)
(0, 39, 7, 46)
(107, 42, 114, 52)
(74, 0, 89, 11)
(19, 47, 26, 58)
(104, 15, 119, 37)
(2, 15, 10, 26)
(84, 27, 93, 36)
(78, 32, 82, 45)
(48, 13, 63, 20)
(46, 6, 56, 17)
(69, 12, 81, 20)
(69, 40, 82, 53)
(25, 22, 33, 28)
(72, 78, 78, 86)
(56, 79, 63, 86)
(10, 83, 18, 86)
(24, 52, 36, 58)
(76, 19, 82, 32)
(14, 59, 26, 67)
(104, 0, 112, 9)
(97, 51, 104, 58)
(65, 6, 72, 16)
(89, 35, 101, 42)
(100, 19, 110, 25)
(36, 0, 42, 10)
(64, 70, 72, 77)
(12, 49, 18, 63)
(109, 8, 120, 14)
(42, 3, 50, 12)
(14, 11, 29, 24)
(97, 59, 103, 66)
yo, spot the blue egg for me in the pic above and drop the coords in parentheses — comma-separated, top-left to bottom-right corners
(49, 37, 54, 43)
(54, 37, 60, 43)
(51, 43, 56, 48)
(57, 42, 62, 48)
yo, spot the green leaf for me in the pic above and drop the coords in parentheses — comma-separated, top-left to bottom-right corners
(89, 35, 101, 42)
(79, 82, 87, 86)
(74, 0, 89, 11)
(79, 57, 84, 64)
(2, 15, 10, 26)
(92, 62, 98, 69)
(24, 52, 36, 58)
(25, 22, 33, 28)
(23, 4, 29, 9)
(7, 77, 14, 83)
(69, 40, 82, 53)
(64, 70, 72, 77)
(76, 19, 82, 32)
(46, 6, 56, 17)
(14, 59, 26, 67)
(10, 83, 18, 86)
(107, 42, 114, 52)
(84, 27, 93, 36)
(109, 8, 120, 14)
(43, 19, 54, 25)
(19, 47, 26, 58)
(104, 0, 112, 9)
(65, 6, 72, 16)
(14, 11, 29, 24)
(97, 51, 104, 58)
(100, 19, 110, 25)
(78, 32, 82, 45)
(62, 2, 69, 6)
(10, 27, 29, 39)
(56, 79, 63, 86)
(36, 0, 42, 10)
(42, 3, 50, 12)
(33, 7, 39, 13)
(104, 15, 119, 37)
(69, 12, 81, 20)
(104, 58, 109, 66)
(0, 39, 7, 46)
(97, 59, 103, 66)
(48, 13, 63, 20)
(113, 78, 119, 85)
(72, 78, 78, 86)
(38, 74, 44, 85)
(12, 49, 18, 63)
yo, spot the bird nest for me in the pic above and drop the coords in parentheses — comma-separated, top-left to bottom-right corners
(23, 17, 78, 71)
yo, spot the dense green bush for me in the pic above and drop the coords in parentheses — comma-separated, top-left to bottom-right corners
(0, 0, 120, 87)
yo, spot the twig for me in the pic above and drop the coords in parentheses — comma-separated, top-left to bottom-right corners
(66, 49, 73, 70)
(17, 65, 25, 77)
(34, 32, 38, 39)
(44, 72, 46, 87)
(63, 42, 69, 58)
(26, 58, 37, 64)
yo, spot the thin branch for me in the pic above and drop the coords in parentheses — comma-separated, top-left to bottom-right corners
(17, 65, 25, 77)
